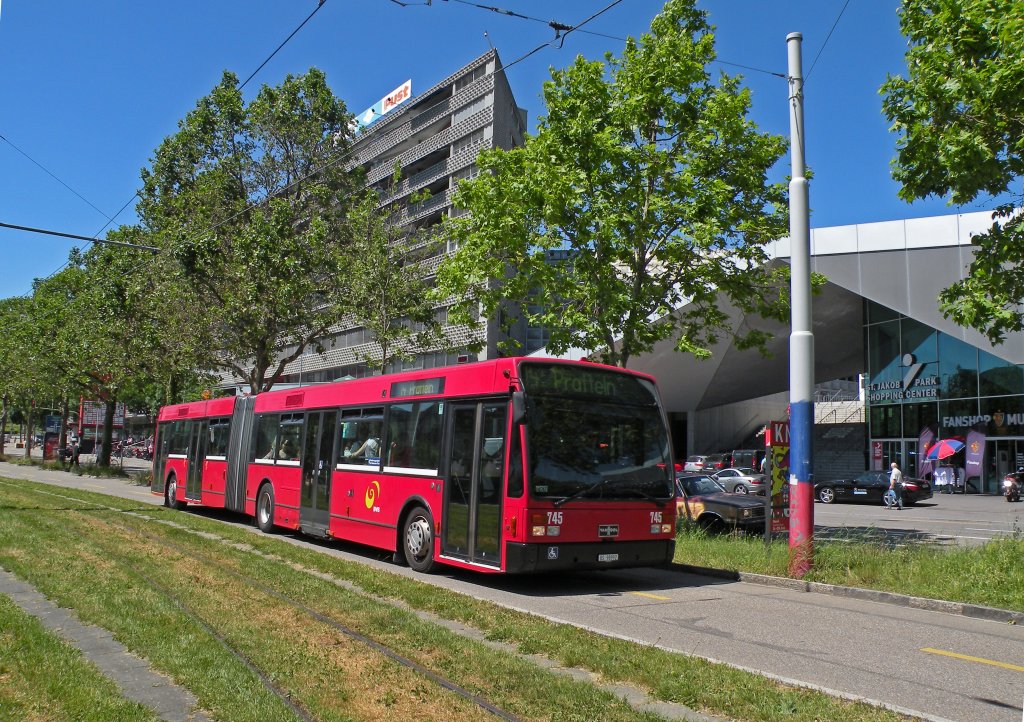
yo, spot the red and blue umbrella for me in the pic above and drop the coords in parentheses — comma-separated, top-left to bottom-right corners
(925, 438, 965, 461)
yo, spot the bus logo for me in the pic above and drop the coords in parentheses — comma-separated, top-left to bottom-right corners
(364, 480, 381, 511)
(598, 524, 619, 538)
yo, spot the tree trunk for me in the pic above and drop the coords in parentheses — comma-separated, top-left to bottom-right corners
(98, 399, 116, 467)
(23, 406, 34, 459)
(58, 398, 70, 462)
(0, 394, 7, 456)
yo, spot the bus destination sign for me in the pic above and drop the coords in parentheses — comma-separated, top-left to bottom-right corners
(390, 377, 445, 398)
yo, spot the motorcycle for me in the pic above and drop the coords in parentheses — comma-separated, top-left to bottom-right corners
(1003, 469, 1022, 503)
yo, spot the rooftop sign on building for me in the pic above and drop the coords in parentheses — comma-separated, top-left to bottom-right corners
(353, 79, 412, 132)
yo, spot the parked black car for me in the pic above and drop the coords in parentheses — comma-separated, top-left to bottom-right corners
(814, 470, 933, 506)
(701, 453, 730, 472)
(676, 474, 765, 532)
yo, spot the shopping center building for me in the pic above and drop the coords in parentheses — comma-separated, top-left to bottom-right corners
(231, 51, 1020, 493)
(626, 210, 1024, 494)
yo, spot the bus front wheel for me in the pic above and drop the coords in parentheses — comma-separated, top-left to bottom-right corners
(256, 484, 276, 533)
(165, 475, 187, 511)
(403, 506, 436, 573)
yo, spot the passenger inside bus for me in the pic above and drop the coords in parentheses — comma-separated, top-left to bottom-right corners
(278, 438, 299, 461)
(345, 435, 379, 460)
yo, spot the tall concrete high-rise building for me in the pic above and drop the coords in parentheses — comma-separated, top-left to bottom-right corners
(274, 50, 534, 385)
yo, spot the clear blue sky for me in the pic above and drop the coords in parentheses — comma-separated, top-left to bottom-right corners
(0, 0, 982, 300)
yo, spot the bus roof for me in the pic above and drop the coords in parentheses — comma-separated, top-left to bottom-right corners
(157, 395, 237, 422)
(157, 357, 657, 418)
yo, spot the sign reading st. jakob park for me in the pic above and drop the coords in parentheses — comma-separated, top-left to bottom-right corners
(866, 376, 939, 402)
(867, 353, 939, 403)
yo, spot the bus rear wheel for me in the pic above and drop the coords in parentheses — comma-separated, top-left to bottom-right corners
(256, 484, 276, 533)
(403, 506, 436, 573)
(165, 475, 186, 511)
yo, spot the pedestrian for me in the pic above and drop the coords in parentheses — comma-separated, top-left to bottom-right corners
(71, 439, 81, 468)
(888, 461, 904, 510)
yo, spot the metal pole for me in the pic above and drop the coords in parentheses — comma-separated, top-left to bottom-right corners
(786, 32, 814, 576)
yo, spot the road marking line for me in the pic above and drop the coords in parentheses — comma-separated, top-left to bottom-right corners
(629, 591, 671, 601)
(921, 647, 1024, 673)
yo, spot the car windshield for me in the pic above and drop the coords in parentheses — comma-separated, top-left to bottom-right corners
(678, 476, 724, 496)
(734, 467, 757, 475)
(520, 364, 674, 501)
(856, 471, 883, 483)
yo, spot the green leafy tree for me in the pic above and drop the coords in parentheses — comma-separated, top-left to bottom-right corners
(344, 189, 447, 373)
(881, 1, 1024, 343)
(436, 0, 789, 368)
(0, 297, 34, 456)
(138, 69, 361, 392)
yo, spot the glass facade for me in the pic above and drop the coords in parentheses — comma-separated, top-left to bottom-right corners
(865, 301, 1024, 493)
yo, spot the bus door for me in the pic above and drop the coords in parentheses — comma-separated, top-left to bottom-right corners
(442, 401, 506, 567)
(185, 421, 206, 501)
(153, 423, 170, 494)
(300, 410, 337, 535)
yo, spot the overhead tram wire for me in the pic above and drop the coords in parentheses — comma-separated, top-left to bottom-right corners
(0, 133, 143, 295)
(0, 0, 335, 337)
(0, 222, 159, 253)
(806, 0, 852, 80)
(0, 133, 110, 220)
(441, 0, 624, 42)
(7, 0, 334, 292)
(238, 0, 329, 91)
(490, 0, 627, 74)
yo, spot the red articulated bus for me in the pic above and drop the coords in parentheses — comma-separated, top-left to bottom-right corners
(153, 358, 676, 574)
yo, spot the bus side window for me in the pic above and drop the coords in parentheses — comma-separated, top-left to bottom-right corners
(170, 421, 188, 455)
(506, 424, 524, 498)
(208, 419, 230, 457)
(254, 415, 280, 460)
(339, 409, 384, 467)
(386, 402, 443, 471)
(278, 414, 303, 461)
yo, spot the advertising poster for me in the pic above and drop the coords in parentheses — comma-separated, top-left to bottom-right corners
(964, 428, 986, 480)
(765, 420, 790, 536)
(871, 441, 883, 470)
(43, 414, 61, 460)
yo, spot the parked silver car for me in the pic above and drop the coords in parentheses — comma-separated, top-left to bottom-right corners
(711, 467, 768, 495)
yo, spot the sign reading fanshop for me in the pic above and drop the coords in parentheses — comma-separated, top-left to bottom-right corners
(944, 412, 1024, 431)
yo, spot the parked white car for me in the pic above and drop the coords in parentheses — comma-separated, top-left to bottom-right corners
(682, 455, 708, 472)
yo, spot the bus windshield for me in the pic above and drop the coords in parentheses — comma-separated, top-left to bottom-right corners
(519, 363, 674, 502)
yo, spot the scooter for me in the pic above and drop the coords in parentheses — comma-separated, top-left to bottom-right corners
(1003, 470, 1022, 502)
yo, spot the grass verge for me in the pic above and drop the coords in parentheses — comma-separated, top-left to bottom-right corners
(0, 478, 911, 722)
(673, 524, 1024, 612)
(0, 594, 159, 721)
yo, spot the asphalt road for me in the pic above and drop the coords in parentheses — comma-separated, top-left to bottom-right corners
(812, 492, 1023, 547)
(2, 460, 1023, 722)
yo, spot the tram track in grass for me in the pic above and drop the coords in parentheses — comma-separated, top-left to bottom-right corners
(0, 478, 913, 722)
(0, 481, 651, 722)
(93, 511, 523, 722)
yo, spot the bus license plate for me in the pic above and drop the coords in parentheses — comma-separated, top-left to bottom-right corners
(598, 553, 619, 563)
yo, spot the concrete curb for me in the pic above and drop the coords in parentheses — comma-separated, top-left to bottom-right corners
(673, 563, 1024, 625)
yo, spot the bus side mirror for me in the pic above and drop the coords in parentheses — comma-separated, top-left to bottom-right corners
(511, 391, 526, 425)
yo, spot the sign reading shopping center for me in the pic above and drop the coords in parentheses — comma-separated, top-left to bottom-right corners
(866, 375, 939, 403)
